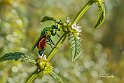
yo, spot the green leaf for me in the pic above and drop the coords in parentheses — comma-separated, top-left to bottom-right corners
(94, 0, 105, 28)
(68, 33, 83, 61)
(50, 71, 64, 83)
(0, 52, 36, 64)
(41, 16, 55, 22)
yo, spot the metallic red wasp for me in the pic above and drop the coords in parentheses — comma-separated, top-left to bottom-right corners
(32, 25, 60, 57)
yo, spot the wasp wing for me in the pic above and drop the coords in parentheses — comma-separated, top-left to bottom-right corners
(32, 34, 45, 51)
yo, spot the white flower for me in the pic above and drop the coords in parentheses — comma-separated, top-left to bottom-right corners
(38, 54, 47, 60)
(66, 17, 70, 24)
(72, 23, 82, 33)
(42, 55, 47, 60)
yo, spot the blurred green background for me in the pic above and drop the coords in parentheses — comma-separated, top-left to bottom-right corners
(0, 0, 124, 83)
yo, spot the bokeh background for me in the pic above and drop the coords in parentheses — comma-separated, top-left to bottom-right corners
(0, 0, 124, 83)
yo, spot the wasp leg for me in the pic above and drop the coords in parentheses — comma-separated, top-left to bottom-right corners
(57, 33, 60, 37)
(47, 37, 55, 46)
(57, 20, 63, 25)
(47, 42, 54, 48)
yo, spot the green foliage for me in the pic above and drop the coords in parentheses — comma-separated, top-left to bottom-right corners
(0, 52, 36, 64)
(41, 16, 55, 23)
(50, 71, 64, 83)
(94, 0, 105, 28)
(68, 33, 83, 61)
(72, 0, 105, 29)
(72, 0, 94, 24)
(0, 0, 106, 82)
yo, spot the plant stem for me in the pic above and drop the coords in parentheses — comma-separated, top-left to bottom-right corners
(26, 0, 97, 82)
(47, 32, 67, 62)
(25, 69, 42, 83)
(47, 0, 95, 62)
(72, 0, 94, 24)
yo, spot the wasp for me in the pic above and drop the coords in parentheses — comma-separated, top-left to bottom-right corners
(32, 24, 60, 57)
(32, 16, 63, 57)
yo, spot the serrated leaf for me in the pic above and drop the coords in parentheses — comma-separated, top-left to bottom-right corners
(94, 2, 105, 28)
(68, 33, 83, 61)
(50, 71, 64, 83)
(0, 52, 36, 64)
(41, 16, 55, 22)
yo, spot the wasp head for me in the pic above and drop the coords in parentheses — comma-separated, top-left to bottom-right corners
(52, 25, 58, 29)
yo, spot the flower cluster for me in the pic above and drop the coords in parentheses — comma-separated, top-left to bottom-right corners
(71, 23, 82, 36)
(37, 55, 53, 74)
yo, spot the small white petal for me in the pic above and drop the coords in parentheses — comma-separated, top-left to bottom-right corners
(66, 17, 70, 24)
(72, 23, 82, 33)
(43, 55, 47, 60)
